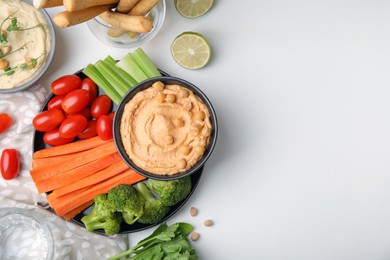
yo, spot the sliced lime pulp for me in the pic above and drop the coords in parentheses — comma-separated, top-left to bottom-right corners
(171, 32, 211, 70)
(174, 0, 213, 19)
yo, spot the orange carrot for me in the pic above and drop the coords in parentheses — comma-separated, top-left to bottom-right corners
(50, 159, 129, 198)
(32, 150, 90, 170)
(63, 200, 93, 220)
(30, 141, 117, 183)
(33, 136, 109, 159)
(47, 169, 145, 216)
(35, 152, 123, 194)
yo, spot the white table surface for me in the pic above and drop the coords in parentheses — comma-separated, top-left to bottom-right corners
(40, 1, 390, 259)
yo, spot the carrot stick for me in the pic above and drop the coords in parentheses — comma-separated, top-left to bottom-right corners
(33, 0, 63, 8)
(48, 169, 145, 216)
(35, 152, 123, 193)
(100, 11, 152, 33)
(34, 136, 109, 159)
(50, 159, 129, 198)
(30, 141, 117, 183)
(63, 200, 93, 220)
(33, 151, 91, 170)
(128, 0, 159, 16)
(117, 0, 140, 13)
(63, 0, 119, 11)
(53, 4, 113, 28)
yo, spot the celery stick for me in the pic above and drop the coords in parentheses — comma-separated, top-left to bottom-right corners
(116, 53, 148, 83)
(109, 61, 137, 87)
(103, 56, 137, 87)
(95, 61, 127, 97)
(104, 55, 116, 66)
(132, 47, 161, 78)
(83, 64, 121, 105)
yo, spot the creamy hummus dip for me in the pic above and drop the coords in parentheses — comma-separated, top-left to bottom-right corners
(0, 0, 51, 89)
(120, 81, 212, 175)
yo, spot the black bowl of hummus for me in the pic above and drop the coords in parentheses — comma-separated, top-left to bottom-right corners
(0, 0, 55, 93)
(114, 76, 218, 180)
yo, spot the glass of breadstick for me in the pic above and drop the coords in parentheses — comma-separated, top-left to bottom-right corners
(86, 0, 165, 48)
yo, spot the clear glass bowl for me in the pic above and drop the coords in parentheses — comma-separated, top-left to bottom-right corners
(87, 0, 166, 48)
(0, 207, 54, 260)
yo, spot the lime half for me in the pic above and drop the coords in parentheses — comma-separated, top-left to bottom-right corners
(174, 0, 213, 18)
(171, 32, 211, 70)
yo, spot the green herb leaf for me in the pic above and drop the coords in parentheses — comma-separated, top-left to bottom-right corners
(0, 34, 7, 44)
(7, 17, 19, 31)
(19, 63, 27, 70)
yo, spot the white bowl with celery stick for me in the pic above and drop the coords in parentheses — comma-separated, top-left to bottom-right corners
(0, 0, 55, 93)
(86, 0, 166, 48)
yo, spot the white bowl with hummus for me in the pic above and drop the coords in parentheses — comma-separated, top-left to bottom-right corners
(114, 76, 218, 180)
(0, 0, 55, 93)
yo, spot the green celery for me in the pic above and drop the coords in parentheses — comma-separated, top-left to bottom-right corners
(95, 60, 127, 97)
(104, 55, 116, 66)
(132, 47, 161, 78)
(116, 53, 148, 83)
(82, 64, 121, 105)
(103, 56, 138, 87)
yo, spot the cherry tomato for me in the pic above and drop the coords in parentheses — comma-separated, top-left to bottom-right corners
(62, 89, 90, 115)
(91, 95, 112, 118)
(78, 120, 97, 139)
(96, 115, 113, 140)
(0, 113, 13, 134)
(47, 95, 65, 110)
(43, 128, 75, 146)
(0, 149, 20, 180)
(81, 78, 98, 105)
(78, 107, 92, 120)
(59, 114, 88, 138)
(107, 111, 115, 120)
(33, 109, 65, 132)
(51, 75, 82, 96)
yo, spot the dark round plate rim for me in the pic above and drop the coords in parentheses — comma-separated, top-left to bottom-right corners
(32, 68, 203, 234)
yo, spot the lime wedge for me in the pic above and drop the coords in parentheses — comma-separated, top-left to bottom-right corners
(174, 0, 213, 19)
(171, 32, 211, 70)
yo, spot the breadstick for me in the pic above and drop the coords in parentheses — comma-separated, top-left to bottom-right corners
(63, 0, 119, 12)
(128, 0, 159, 16)
(100, 11, 152, 33)
(53, 4, 112, 28)
(33, 0, 63, 8)
(117, 0, 140, 13)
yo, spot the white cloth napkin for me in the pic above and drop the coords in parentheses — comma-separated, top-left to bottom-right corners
(0, 84, 128, 260)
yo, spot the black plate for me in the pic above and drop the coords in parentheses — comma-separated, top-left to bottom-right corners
(32, 68, 203, 234)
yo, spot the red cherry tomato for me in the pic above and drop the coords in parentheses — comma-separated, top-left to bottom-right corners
(47, 95, 65, 110)
(107, 111, 115, 120)
(78, 107, 92, 120)
(0, 149, 20, 180)
(91, 95, 112, 118)
(62, 89, 90, 115)
(43, 128, 75, 146)
(96, 115, 113, 140)
(0, 113, 13, 134)
(59, 114, 88, 138)
(33, 109, 65, 132)
(51, 75, 82, 96)
(81, 78, 98, 105)
(78, 120, 97, 139)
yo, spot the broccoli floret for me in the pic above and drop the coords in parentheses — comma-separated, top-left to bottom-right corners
(135, 182, 170, 224)
(81, 194, 122, 235)
(146, 177, 192, 207)
(108, 184, 144, 225)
